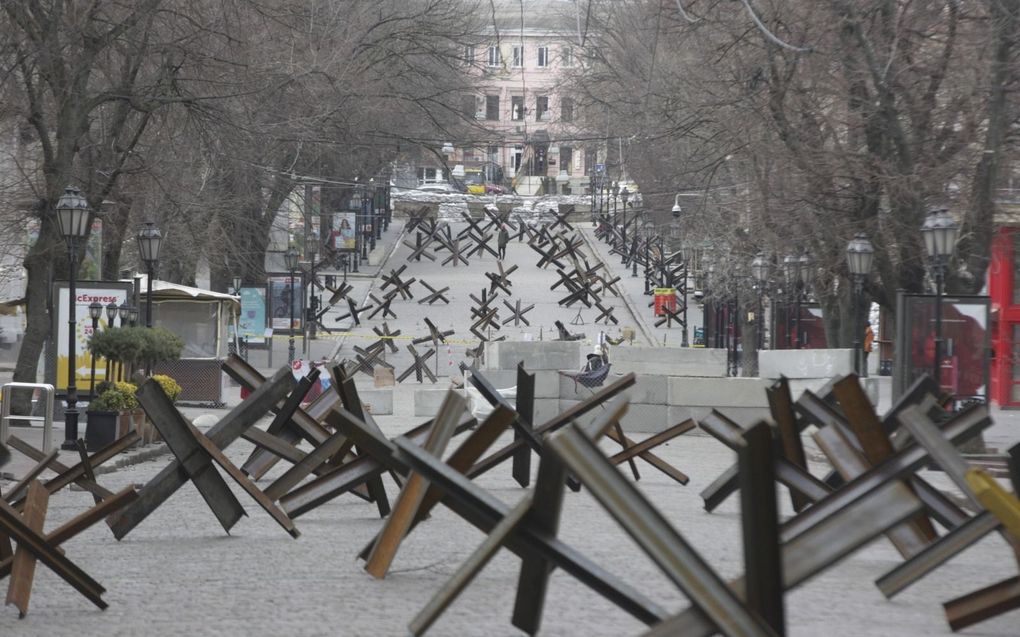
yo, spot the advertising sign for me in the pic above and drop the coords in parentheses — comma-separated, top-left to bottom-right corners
(329, 211, 357, 251)
(51, 282, 133, 394)
(653, 287, 677, 316)
(268, 275, 303, 332)
(237, 286, 267, 344)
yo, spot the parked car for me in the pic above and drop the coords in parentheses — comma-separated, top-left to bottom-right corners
(416, 182, 459, 193)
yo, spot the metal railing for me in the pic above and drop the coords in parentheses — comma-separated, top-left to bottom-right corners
(1, 382, 55, 453)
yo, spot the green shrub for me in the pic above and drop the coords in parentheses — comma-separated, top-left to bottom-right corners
(87, 382, 138, 412)
(89, 326, 184, 367)
(151, 374, 182, 402)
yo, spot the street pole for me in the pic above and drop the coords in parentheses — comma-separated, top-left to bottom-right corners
(288, 266, 296, 364)
(852, 275, 863, 375)
(794, 282, 802, 349)
(933, 261, 944, 388)
(63, 236, 80, 450)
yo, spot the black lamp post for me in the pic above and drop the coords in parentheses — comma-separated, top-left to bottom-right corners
(589, 172, 597, 226)
(921, 208, 959, 388)
(611, 181, 619, 237)
(846, 233, 875, 375)
(643, 221, 655, 293)
(137, 221, 162, 330)
(306, 244, 318, 341)
(284, 246, 300, 364)
(55, 186, 93, 450)
(620, 187, 630, 263)
(782, 254, 799, 349)
(87, 301, 102, 402)
(751, 253, 769, 351)
(797, 254, 811, 348)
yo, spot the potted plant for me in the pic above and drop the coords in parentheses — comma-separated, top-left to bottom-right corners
(85, 381, 136, 451)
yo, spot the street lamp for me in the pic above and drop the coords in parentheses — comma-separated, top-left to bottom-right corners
(231, 275, 242, 295)
(620, 186, 630, 263)
(672, 194, 683, 218)
(87, 301, 103, 402)
(751, 253, 769, 350)
(128, 306, 139, 327)
(921, 208, 959, 387)
(846, 233, 875, 375)
(55, 185, 92, 450)
(284, 246, 300, 364)
(137, 221, 162, 329)
(783, 254, 800, 349)
(118, 302, 130, 327)
(794, 253, 811, 348)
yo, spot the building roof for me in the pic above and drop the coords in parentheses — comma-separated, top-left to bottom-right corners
(480, 0, 584, 37)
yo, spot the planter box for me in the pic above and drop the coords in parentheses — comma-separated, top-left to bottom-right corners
(86, 411, 119, 451)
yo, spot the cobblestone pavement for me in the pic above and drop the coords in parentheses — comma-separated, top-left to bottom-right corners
(1, 397, 1018, 636)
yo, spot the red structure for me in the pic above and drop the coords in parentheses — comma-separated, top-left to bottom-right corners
(989, 227, 1020, 406)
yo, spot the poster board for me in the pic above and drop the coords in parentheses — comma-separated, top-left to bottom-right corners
(267, 274, 304, 333)
(49, 280, 134, 394)
(235, 286, 267, 345)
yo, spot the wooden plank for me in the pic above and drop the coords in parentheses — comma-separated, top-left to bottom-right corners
(265, 429, 350, 501)
(875, 511, 1000, 599)
(0, 493, 106, 610)
(109, 366, 294, 539)
(3, 436, 114, 501)
(643, 481, 923, 637)
(834, 375, 938, 541)
(739, 422, 784, 635)
(0, 487, 137, 580)
(364, 392, 465, 578)
(944, 574, 1020, 632)
(409, 495, 533, 636)
(5, 481, 48, 616)
(781, 402, 990, 544)
(512, 363, 535, 487)
(358, 406, 516, 562)
(141, 383, 248, 534)
(767, 376, 810, 512)
(394, 437, 667, 626)
(547, 424, 774, 637)
(185, 420, 300, 538)
(813, 424, 929, 558)
(4, 449, 58, 503)
(467, 372, 636, 479)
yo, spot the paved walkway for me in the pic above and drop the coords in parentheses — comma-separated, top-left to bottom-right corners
(1, 203, 1018, 634)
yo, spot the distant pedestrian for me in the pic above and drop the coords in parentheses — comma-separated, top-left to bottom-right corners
(864, 321, 875, 369)
(497, 224, 509, 260)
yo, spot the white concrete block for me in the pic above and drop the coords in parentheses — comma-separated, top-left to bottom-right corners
(487, 340, 584, 371)
(758, 349, 855, 380)
(609, 346, 727, 377)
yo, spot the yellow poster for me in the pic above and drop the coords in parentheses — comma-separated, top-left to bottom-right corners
(54, 285, 131, 393)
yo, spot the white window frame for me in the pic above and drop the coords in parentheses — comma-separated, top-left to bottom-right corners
(536, 95, 549, 121)
(537, 46, 549, 68)
(463, 45, 475, 65)
(512, 45, 524, 68)
(562, 46, 574, 67)
(487, 45, 500, 68)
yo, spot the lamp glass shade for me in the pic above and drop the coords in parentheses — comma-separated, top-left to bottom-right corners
(137, 221, 163, 264)
(88, 301, 103, 321)
(846, 233, 874, 276)
(782, 254, 799, 284)
(106, 302, 119, 322)
(921, 208, 958, 259)
(284, 247, 300, 271)
(55, 186, 92, 239)
(118, 302, 130, 320)
(751, 253, 768, 283)
(798, 254, 812, 284)
(128, 306, 139, 323)
(232, 276, 242, 293)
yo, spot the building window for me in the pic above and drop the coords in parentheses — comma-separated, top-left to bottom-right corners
(512, 45, 524, 68)
(561, 146, 573, 174)
(463, 45, 475, 65)
(417, 167, 441, 184)
(561, 97, 574, 122)
(511, 96, 525, 121)
(537, 46, 549, 67)
(562, 46, 574, 67)
(485, 95, 500, 120)
(487, 45, 500, 67)
(488, 145, 499, 163)
(461, 94, 475, 118)
(536, 96, 549, 121)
